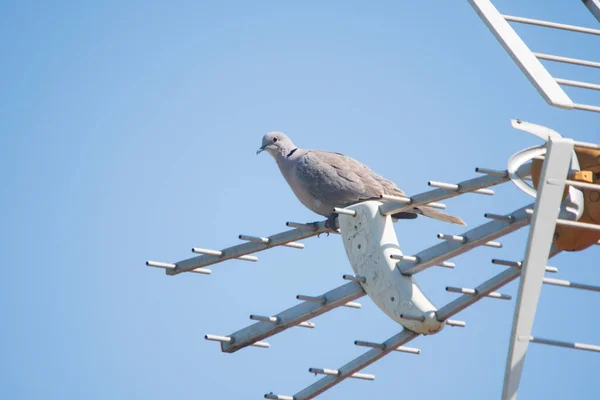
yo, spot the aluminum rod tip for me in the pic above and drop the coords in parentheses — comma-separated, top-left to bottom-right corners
(379, 194, 412, 204)
(400, 313, 426, 322)
(333, 207, 357, 216)
(265, 393, 295, 400)
(390, 254, 420, 263)
(438, 261, 456, 268)
(191, 247, 223, 256)
(395, 346, 421, 354)
(354, 340, 386, 350)
(146, 260, 176, 269)
(475, 167, 508, 177)
(239, 234, 270, 244)
(343, 274, 367, 283)
(344, 301, 362, 309)
(446, 319, 466, 327)
(296, 294, 327, 304)
(282, 241, 305, 249)
(298, 321, 316, 328)
(204, 334, 232, 343)
(484, 213, 515, 222)
(286, 221, 318, 231)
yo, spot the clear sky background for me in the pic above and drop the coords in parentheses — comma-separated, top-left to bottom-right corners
(1, 1, 599, 399)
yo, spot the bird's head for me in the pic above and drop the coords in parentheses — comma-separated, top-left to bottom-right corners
(256, 132, 297, 158)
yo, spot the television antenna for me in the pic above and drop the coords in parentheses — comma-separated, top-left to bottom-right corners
(147, 1, 600, 398)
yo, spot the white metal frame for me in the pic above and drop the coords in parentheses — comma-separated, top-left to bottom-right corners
(584, 0, 600, 23)
(469, 0, 600, 113)
(502, 137, 574, 400)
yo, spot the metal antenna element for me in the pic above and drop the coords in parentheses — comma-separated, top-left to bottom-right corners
(475, 167, 509, 177)
(332, 207, 357, 217)
(353, 340, 421, 354)
(542, 278, 600, 293)
(249, 315, 316, 328)
(191, 247, 258, 262)
(204, 334, 269, 348)
(428, 180, 495, 195)
(446, 286, 512, 300)
(485, 213, 515, 223)
(264, 393, 294, 400)
(342, 274, 367, 283)
(308, 368, 375, 381)
(525, 208, 600, 232)
(379, 194, 447, 211)
(239, 234, 305, 249)
(437, 233, 502, 248)
(492, 259, 558, 273)
(446, 319, 467, 328)
(524, 336, 600, 353)
(146, 260, 211, 275)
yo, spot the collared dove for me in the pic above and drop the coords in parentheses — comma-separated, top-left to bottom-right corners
(257, 132, 466, 227)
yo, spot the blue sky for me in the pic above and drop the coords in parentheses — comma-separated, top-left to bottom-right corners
(1, 1, 599, 399)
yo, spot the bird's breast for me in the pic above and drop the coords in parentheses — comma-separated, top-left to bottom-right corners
(277, 159, 331, 217)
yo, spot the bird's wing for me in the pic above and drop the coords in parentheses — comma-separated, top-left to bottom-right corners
(295, 150, 406, 207)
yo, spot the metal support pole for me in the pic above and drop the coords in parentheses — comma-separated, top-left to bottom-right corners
(502, 137, 574, 400)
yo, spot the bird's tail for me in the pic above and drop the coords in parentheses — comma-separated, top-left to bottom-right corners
(415, 206, 466, 226)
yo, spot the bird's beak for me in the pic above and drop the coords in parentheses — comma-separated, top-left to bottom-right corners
(256, 144, 267, 155)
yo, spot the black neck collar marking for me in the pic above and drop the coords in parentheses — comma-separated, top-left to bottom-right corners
(286, 148, 298, 158)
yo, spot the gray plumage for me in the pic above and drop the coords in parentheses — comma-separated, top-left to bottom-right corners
(257, 132, 466, 226)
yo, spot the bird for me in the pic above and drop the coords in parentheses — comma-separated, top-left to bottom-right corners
(256, 132, 466, 228)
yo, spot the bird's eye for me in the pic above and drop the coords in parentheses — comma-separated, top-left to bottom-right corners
(273, 137, 278, 143)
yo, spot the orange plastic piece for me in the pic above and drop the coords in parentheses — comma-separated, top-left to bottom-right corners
(530, 146, 600, 252)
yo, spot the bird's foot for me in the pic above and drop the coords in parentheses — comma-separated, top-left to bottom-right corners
(325, 213, 339, 230)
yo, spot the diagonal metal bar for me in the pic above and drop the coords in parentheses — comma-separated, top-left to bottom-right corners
(502, 137, 574, 400)
(398, 205, 532, 275)
(166, 221, 331, 275)
(221, 282, 365, 353)
(584, 0, 600, 24)
(290, 329, 420, 400)
(468, 0, 574, 109)
(380, 173, 512, 216)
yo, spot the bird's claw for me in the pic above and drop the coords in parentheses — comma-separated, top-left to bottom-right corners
(325, 213, 338, 230)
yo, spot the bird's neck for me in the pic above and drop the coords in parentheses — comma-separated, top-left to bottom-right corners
(274, 147, 302, 170)
(274, 147, 300, 162)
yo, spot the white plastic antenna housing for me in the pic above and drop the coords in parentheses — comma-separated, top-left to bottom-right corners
(338, 201, 444, 335)
(508, 120, 584, 221)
